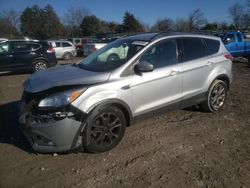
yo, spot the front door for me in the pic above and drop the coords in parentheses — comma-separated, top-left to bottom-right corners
(131, 39, 182, 116)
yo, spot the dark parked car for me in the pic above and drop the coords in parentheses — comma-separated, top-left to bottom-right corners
(0, 40, 57, 73)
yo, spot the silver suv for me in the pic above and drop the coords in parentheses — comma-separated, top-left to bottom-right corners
(48, 40, 76, 60)
(19, 33, 233, 153)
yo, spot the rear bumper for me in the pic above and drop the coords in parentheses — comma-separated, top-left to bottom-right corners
(19, 113, 83, 153)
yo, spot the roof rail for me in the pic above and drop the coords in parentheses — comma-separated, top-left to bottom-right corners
(150, 31, 219, 41)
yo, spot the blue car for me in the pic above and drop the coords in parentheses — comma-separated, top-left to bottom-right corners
(223, 31, 250, 65)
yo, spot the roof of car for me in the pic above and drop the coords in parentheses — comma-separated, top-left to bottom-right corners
(3, 40, 40, 43)
(124, 32, 218, 42)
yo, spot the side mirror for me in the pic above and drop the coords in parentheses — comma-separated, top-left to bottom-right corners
(134, 61, 154, 73)
(225, 38, 231, 44)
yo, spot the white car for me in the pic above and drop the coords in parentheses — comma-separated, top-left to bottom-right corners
(48, 40, 76, 60)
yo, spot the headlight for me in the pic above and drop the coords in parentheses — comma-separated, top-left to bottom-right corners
(38, 88, 86, 108)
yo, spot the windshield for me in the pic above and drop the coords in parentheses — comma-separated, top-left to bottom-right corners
(78, 38, 149, 72)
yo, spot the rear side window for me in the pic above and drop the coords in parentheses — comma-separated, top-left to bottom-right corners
(62, 42, 72, 47)
(31, 43, 41, 51)
(203, 39, 220, 55)
(11, 43, 31, 52)
(178, 38, 206, 62)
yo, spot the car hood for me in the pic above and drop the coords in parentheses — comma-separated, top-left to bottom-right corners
(23, 64, 110, 93)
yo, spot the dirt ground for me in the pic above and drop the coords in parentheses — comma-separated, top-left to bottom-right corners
(0, 59, 250, 188)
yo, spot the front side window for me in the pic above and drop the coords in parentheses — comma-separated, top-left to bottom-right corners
(139, 40, 177, 69)
(78, 39, 148, 72)
(0, 43, 9, 54)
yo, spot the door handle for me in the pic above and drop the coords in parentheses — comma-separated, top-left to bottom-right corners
(170, 70, 179, 76)
(206, 61, 213, 66)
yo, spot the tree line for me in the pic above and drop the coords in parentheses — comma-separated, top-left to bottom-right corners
(0, 0, 249, 40)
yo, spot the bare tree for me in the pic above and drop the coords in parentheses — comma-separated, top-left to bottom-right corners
(0, 9, 20, 38)
(174, 18, 189, 31)
(64, 6, 90, 37)
(229, 3, 244, 30)
(188, 9, 207, 30)
(151, 18, 174, 32)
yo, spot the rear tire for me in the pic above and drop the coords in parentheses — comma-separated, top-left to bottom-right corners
(32, 60, 48, 72)
(82, 105, 126, 153)
(201, 80, 227, 112)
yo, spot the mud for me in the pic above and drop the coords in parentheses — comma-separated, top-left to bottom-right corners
(0, 60, 250, 188)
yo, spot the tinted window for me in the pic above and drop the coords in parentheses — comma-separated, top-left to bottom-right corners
(226, 34, 235, 43)
(0, 43, 9, 54)
(31, 43, 41, 50)
(11, 43, 31, 52)
(178, 38, 205, 62)
(203, 38, 220, 55)
(55, 42, 61, 47)
(236, 33, 242, 42)
(62, 42, 72, 47)
(140, 40, 177, 69)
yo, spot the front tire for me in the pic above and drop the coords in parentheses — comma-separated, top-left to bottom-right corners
(201, 80, 227, 112)
(82, 105, 126, 153)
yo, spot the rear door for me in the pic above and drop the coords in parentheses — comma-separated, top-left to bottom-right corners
(177, 37, 213, 106)
(0, 42, 11, 71)
(8, 43, 34, 69)
(62, 42, 75, 56)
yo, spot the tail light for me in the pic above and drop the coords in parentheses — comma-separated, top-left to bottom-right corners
(47, 47, 55, 53)
(224, 54, 233, 60)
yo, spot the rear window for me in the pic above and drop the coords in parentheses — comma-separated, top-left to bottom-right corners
(178, 37, 206, 62)
(62, 42, 72, 47)
(50, 42, 61, 48)
(203, 38, 220, 55)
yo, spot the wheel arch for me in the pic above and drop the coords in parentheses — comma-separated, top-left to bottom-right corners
(86, 99, 132, 127)
(32, 57, 48, 65)
(215, 74, 230, 91)
(204, 66, 231, 93)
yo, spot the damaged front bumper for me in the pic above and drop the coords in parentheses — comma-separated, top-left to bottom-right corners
(19, 101, 85, 153)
